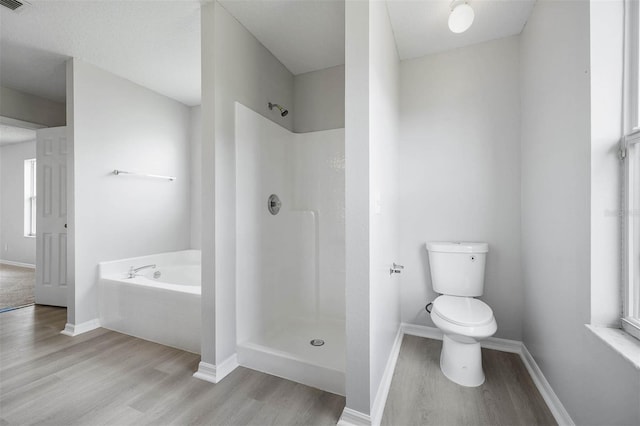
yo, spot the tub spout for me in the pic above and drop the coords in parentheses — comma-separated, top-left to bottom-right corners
(128, 264, 156, 278)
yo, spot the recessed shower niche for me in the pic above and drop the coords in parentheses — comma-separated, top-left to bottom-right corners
(235, 103, 345, 395)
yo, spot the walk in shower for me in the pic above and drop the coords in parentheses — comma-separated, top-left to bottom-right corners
(235, 103, 345, 395)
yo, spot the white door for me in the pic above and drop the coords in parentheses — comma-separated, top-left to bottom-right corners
(35, 127, 68, 307)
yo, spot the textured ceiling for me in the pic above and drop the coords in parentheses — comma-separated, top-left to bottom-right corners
(0, 1, 201, 106)
(219, 0, 345, 76)
(220, 0, 534, 74)
(387, 0, 536, 60)
(0, 0, 534, 107)
(0, 125, 36, 146)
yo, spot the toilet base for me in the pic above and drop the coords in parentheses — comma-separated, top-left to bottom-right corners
(440, 334, 485, 387)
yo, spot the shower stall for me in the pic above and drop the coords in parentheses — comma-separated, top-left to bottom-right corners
(235, 103, 345, 395)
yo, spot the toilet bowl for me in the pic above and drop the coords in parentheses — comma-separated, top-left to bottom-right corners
(431, 295, 497, 386)
(426, 241, 497, 387)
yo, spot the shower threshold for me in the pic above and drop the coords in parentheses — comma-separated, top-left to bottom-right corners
(237, 317, 345, 396)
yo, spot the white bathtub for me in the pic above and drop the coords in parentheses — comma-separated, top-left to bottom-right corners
(98, 250, 201, 353)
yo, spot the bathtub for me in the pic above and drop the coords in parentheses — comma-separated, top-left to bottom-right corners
(98, 250, 201, 353)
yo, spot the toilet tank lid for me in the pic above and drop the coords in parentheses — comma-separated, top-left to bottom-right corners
(426, 241, 488, 253)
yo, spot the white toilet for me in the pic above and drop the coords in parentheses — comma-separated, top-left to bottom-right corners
(426, 241, 497, 387)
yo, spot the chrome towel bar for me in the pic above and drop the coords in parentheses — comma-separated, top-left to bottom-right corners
(113, 169, 176, 181)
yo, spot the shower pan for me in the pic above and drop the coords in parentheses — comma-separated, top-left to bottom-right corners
(235, 103, 345, 395)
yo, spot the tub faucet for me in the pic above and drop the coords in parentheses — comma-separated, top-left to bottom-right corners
(128, 264, 156, 278)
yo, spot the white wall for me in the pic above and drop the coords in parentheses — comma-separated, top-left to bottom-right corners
(190, 105, 202, 250)
(0, 86, 65, 127)
(590, 0, 623, 327)
(0, 141, 36, 265)
(68, 59, 191, 325)
(368, 0, 400, 418)
(343, 0, 400, 419)
(200, 1, 295, 367)
(399, 37, 523, 340)
(200, 2, 216, 369)
(521, 1, 640, 424)
(344, 0, 372, 415)
(293, 65, 345, 133)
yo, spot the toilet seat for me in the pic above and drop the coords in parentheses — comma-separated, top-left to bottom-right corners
(432, 295, 494, 327)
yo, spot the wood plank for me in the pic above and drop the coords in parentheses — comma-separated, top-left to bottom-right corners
(381, 335, 557, 426)
(1, 306, 557, 425)
(0, 306, 344, 425)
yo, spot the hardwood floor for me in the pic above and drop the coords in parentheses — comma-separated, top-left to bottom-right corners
(382, 335, 557, 426)
(1, 306, 557, 426)
(0, 306, 344, 425)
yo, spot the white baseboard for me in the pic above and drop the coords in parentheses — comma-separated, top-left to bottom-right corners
(400, 323, 574, 426)
(370, 326, 403, 425)
(480, 335, 523, 354)
(339, 325, 404, 426)
(193, 354, 239, 384)
(216, 354, 239, 381)
(193, 362, 217, 383)
(338, 326, 404, 426)
(0, 259, 35, 269)
(401, 323, 522, 353)
(60, 318, 100, 336)
(520, 344, 575, 426)
(401, 322, 443, 340)
(338, 407, 371, 426)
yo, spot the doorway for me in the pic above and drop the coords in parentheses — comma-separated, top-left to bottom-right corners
(0, 117, 41, 311)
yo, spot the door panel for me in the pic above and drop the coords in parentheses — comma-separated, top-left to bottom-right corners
(35, 127, 68, 307)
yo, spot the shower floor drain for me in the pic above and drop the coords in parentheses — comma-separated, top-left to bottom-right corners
(310, 339, 325, 347)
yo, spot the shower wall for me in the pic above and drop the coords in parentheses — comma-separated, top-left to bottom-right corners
(236, 103, 345, 344)
(200, 2, 295, 367)
(291, 130, 346, 321)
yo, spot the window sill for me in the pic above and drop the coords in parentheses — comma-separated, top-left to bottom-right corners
(585, 324, 640, 370)
(24, 235, 35, 239)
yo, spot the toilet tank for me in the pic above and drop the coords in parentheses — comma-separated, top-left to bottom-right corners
(426, 242, 488, 297)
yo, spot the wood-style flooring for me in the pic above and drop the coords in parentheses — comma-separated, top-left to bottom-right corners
(0, 306, 344, 425)
(1, 306, 557, 425)
(0, 264, 35, 311)
(382, 335, 557, 426)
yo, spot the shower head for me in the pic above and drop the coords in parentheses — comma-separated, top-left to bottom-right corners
(268, 102, 288, 117)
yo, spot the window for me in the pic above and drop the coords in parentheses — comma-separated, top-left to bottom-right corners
(622, 0, 640, 340)
(623, 132, 640, 340)
(24, 158, 36, 237)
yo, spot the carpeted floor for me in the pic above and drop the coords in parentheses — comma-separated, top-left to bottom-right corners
(0, 263, 35, 311)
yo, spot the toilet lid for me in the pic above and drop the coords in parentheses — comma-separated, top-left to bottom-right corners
(432, 296, 494, 327)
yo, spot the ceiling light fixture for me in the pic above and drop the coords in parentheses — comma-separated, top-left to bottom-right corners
(448, 0, 475, 34)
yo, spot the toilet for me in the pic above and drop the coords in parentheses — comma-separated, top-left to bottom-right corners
(426, 241, 497, 387)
